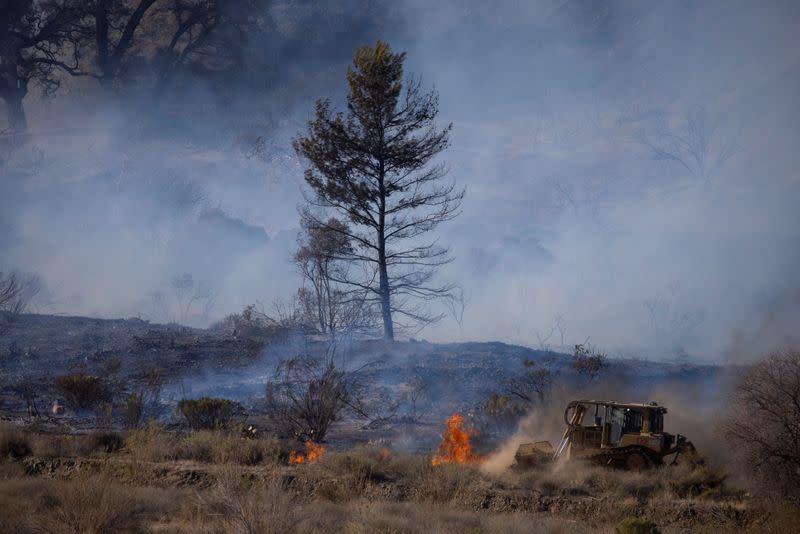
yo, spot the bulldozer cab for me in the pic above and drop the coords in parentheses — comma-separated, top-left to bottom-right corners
(515, 398, 692, 470)
(561, 400, 668, 454)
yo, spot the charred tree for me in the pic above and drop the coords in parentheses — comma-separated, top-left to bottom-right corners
(293, 41, 463, 341)
(88, 0, 264, 95)
(295, 217, 360, 336)
(0, 0, 88, 133)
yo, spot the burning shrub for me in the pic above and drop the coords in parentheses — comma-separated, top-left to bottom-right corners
(431, 414, 484, 466)
(178, 397, 235, 430)
(54, 374, 111, 411)
(288, 441, 326, 464)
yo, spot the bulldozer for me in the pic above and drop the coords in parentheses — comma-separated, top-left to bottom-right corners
(515, 399, 696, 470)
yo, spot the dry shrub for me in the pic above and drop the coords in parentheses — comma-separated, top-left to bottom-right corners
(26, 477, 142, 534)
(54, 374, 111, 411)
(410, 462, 484, 504)
(198, 468, 299, 534)
(124, 423, 180, 463)
(179, 431, 282, 465)
(343, 501, 595, 534)
(30, 431, 120, 458)
(178, 397, 235, 430)
(506, 459, 730, 503)
(122, 392, 145, 429)
(0, 423, 32, 460)
(92, 432, 125, 453)
(314, 456, 374, 503)
(723, 349, 800, 499)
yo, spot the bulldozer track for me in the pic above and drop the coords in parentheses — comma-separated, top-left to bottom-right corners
(587, 445, 662, 470)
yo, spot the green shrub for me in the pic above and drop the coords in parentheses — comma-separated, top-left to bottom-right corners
(615, 517, 660, 534)
(54, 374, 111, 411)
(177, 397, 235, 430)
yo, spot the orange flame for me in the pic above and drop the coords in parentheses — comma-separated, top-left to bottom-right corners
(288, 441, 326, 464)
(431, 413, 484, 466)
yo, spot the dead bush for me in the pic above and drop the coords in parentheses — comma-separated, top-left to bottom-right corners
(0, 423, 32, 460)
(27, 477, 142, 534)
(122, 393, 145, 429)
(54, 374, 111, 411)
(723, 348, 800, 499)
(266, 356, 366, 442)
(92, 432, 124, 454)
(201, 468, 299, 534)
(178, 397, 235, 430)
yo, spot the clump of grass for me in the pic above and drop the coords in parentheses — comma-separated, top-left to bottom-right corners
(615, 517, 660, 534)
(410, 462, 484, 504)
(124, 423, 180, 463)
(667, 463, 727, 499)
(178, 430, 283, 465)
(177, 397, 235, 430)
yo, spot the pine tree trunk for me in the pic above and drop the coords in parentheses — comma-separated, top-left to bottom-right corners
(2, 89, 27, 133)
(378, 164, 394, 341)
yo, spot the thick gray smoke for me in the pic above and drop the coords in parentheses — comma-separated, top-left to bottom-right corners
(2, 1, 799, 362)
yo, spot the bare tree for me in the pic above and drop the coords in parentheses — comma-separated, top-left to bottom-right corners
(636, 105, 739, 181)
(723, 349, 800, 498)
(295, 216, 376, 336)
(0, 0, 89, 132)
(502, 357, 553, 405)
(88, 0, 267, 94)
(0, 270, 40, 332)
(293, 41, 464, 340)
(150, 272, 215, 324)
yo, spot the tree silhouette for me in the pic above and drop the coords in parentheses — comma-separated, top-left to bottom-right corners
(293, 41, 463, 340)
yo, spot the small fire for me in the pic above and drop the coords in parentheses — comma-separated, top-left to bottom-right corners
(288, 441, 326, 464)
(431, 413, 485, 466)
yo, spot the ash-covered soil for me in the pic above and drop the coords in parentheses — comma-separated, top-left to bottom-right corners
(1, 313, 725, 451)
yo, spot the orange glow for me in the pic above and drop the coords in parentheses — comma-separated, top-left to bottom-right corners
(288, 441, 326, 464)
(431, 413, 484, 466)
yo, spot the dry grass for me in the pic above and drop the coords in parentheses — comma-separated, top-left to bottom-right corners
(2, 424, 794, 533)
(123, 424, 282, 465)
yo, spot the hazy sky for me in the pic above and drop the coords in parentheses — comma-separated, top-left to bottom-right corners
(2, 0, 799, 361)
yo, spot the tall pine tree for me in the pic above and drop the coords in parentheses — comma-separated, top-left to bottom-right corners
(294, 41, 463, 340)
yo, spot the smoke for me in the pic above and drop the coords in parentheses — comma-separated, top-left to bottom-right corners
(2, 1, 799, 361)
